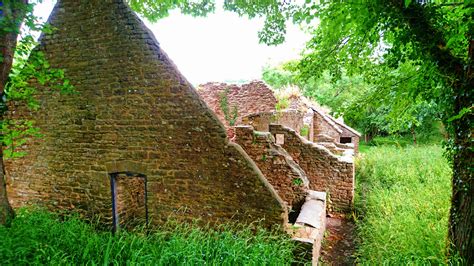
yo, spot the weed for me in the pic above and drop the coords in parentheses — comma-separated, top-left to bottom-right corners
(292, 178, 303, 186)
(0, 208, 297, 265)
(300, 125, 310, 137)
(218, 88, 238, 126)
(354, 145, 451, 264)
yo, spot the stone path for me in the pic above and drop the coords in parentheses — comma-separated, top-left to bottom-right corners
(319, 215, 356, 265)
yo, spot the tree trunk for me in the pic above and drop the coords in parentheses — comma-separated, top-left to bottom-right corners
(395, 3, 473, 262)
(448, 40, 473, 264)
(0, 148, 14, 225)
(0, 0, 29, 226)
(410, 126, 417, 145)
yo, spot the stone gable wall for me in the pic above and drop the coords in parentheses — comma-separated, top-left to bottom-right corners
(338, 126, 360, 152)
(5, 0, 285, 227)
(269, 125, 354, 211)
(313, 112, 360, 153)
(197, 81, 277, 127)
(234, 126, 308, 211)
(312, 111, 340, 142)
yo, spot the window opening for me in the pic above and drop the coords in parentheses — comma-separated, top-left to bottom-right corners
(340, 137, 352, 144)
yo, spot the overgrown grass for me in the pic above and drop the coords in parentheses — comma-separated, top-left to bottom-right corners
(0, 209, 297, 265)
(355, 145, 452, 264)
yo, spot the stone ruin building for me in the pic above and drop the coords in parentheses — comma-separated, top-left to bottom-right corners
(311, 108, 361, 153)
(197, 81, 277, 127)
(198, 81, 360, 153)
(4, 0, 358, 263)
(6, 0, 286, 228)
(197, 81, 359, 261)
(197, 81, 357, 210)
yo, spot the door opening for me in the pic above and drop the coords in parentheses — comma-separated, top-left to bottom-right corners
(109, 172, 148, 232)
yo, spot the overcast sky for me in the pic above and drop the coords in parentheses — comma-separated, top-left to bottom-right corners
(33, 1, 309, 85)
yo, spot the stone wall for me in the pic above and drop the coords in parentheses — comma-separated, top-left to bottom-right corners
(312, 110, 360, 153)
(242, 110, 307, 136)
(312, 111, 340, 142)
(5, 0, 285, 228)
(339, 127, 360, 153)
(197, 81, 277, 128)
(115, 173, 146, 229)
(269, 125, 354, 211)
(275, 110, 307, 138)
(241, 112, 274, 132)
(234, 126, 308, 211)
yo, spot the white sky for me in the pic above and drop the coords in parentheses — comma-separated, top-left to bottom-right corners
(33, 1, 309, 85)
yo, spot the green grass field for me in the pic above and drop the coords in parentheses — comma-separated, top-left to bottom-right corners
(355, 144, 452, 264)
(0, 209, 297, 265)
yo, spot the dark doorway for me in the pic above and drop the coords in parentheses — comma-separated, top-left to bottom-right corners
(340, 137, 352, 144)
(109, 172, 148, 232)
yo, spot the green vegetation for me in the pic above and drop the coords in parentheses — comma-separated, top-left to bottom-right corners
(252, 0, 473, 258)
(218, 88, 238, 126)
(299, 125, 309, 138)
(275, 97, 290, 112)
(292, 178, 303, 186)
(0, 209, 297, 265)
(355, 144, 452, 264)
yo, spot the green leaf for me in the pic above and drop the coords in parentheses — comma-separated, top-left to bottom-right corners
(447, 107, 472, 122)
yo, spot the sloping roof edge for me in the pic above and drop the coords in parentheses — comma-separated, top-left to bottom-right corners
(310, 107, 361, 137)
(311, 107, 343, 134)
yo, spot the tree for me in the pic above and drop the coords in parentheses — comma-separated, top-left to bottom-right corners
(2, 0, 472, 262)
(0, 0, 73, 226)
(226, 0, 472, 262)
(301, 2, 473, 261)
(0, 0, 29, 226)
(263, 0, 473, 262)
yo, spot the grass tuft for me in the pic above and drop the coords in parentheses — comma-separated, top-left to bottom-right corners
(355, 145, 452, 264)
(0, 208, 297, 265)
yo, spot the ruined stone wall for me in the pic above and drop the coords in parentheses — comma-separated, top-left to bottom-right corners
(5, 0, 285, 227)
(338, 127, 360, 152)
(234, 126, 308, 211)
(313, 111, 360, 152)
(276, 110, 306, 137)
(242, 110, 306, 135)
(242, 112, 274, 132)
(312, 111, 340, 142)
(197, 81, 277, 127)
(269, 125, 354, 211)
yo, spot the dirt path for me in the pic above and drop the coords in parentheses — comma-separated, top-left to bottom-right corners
(319, 215, 356, 265)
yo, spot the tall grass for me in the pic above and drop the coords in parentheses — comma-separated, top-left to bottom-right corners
(0, 209, 297, 265)
(355, 145, 452, 264)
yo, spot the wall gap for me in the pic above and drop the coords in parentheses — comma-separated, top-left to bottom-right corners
(340, 137, 352, 144)
(109, 172, 148, 233)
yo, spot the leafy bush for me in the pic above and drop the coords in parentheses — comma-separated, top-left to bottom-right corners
(355, 145, 452, 264)
(0, 209, 297, 265)
(300, 125, 309, 137)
